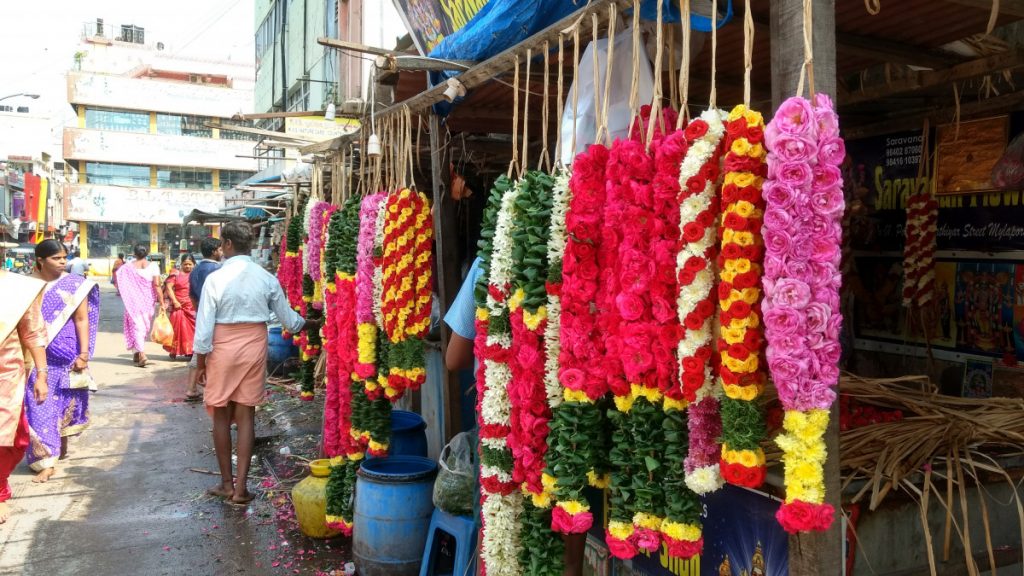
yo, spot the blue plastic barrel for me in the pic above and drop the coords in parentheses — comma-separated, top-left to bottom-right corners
(267, 325, 297, 365)
(353, 456, 438, 576)
(389, 410, 428, 457)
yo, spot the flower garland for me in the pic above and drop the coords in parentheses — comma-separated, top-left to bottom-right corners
(306, 200, 332, 308)
(902, 191, 938, 308)
(283, 195, 308, 314)
(603, 127, 678, 559)
(321, 208, 343, 459)
(763, 94, 845, 534)
(356, 194, 386, 390)
(381, 188, 434, 399)
(548, 145, 609, 536)
(477, 176, 524, 576)
(507, 170, 563, 575)
(543, 168, 571, 413)
(324, 194, 363, 535)
(717, 105, 770, 489)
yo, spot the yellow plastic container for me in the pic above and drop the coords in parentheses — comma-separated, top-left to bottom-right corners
(292, 459, 341, 539)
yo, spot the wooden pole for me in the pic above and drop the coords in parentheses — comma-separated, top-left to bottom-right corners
(429, 114, 463, 440)
(770, 1, 842, 574)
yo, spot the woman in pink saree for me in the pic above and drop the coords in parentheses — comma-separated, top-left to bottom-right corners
(115, 244, 165, 367)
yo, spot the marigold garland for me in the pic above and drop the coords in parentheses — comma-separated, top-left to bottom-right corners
(476, 176, 524, 576)
(763, 94, 845, 533)
(381, 188, 434, 399)
(548, 145, 609, 536)
(716, 104, 770, 489)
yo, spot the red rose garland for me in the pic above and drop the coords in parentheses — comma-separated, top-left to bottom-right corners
(902, 192, 938, 308)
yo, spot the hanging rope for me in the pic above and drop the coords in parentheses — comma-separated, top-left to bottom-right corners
(407, 107, 416, 189)
(521, 47, 532, 178)
(571, 25, 580, 161)
(555, 32, 566, 168)
(677, 0, 691, 128)
(987, 0, 1000, 34)
(743, 0, 754, 107)
(710, 0, 718, 108)
(599, 7, 618, 146)
(795, 0, 816, 99)
(645, 0, 665, 149)
(592, 13, 602, 144)
(628, 0, 641, 125)
(509, 56, 521, 178)
(539, 41, 551, 171)
(668, 24, 678, 111)
(865, 0, 880, 15)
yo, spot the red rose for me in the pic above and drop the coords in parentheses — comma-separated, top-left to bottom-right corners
(733, 272, 757, 289)
(722, 243, 742, 260)
(696, 299, 715, 318)
(685, 119, 709, 141)
(743, 330, 762, 350)
(682, 357, 703, 373)
(726, 119, 745, 138)
(729, 300, 751, 319)
(684, 312, 705, 331)
(552, 506, 594, 534)
(606, 532, 638, 560)
(729, 343, 750, 360)
(685, 176, 705, 194)
(697, 209, 716, 228)
(718, 282, 734, 301)
(678, 269, 696, 285)
(682, 371, 705, 395)
(719, 365, 738, 384)
(747, 125, 764, 143)
(695, 345, 713, 362)
(700, 162, 720, 183)
(738, 187, 757, 204)
(681, 222, 703, 243)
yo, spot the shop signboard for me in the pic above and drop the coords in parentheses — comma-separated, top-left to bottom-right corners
(392, 0, 489, 54)
(284, 116, 360, 142)
(63, 127, 256, 172)
(846, 124, 1024, 253)
(68, 71, 252, 118)
(67, 183, 223, 224)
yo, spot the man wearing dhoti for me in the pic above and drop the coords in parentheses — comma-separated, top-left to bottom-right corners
(0, 264, 49, 522)
(193, 223, 310, 505)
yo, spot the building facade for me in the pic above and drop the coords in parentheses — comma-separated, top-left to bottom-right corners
(64, 24, 258, 273)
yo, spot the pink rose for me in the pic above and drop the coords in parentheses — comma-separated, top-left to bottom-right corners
(763, 255, 786, 279)
(763, 207, 793, 231)
(817, 137, 846, 166)
(812, 164, 841, 190)
(632, 527, 662, 553)
(777, 161, 814, 189)
(804, 302, 831, 334)
(552, 506, 593, 534)
(768, 353, 807, 384)
(785, 259, 811, 279)
(769, 97, 816, 139)
(769, 333, 804, 358)
(813, 94, 840, 139)
(764, 181, 797, 209)
(772, 133, 818, 163)
(825, 313, 843, 340)
(815, 341, 843, 366)
(818, 362, 841, 387)
(560, 367, 586, 391)
(772, 278, 812, 309)
(764, 306, 805, 336)
(813, 287, 841, 311)
(810, 185, 845, 217)
(810, 237, 840, 264)
(763, 228, 793, 259)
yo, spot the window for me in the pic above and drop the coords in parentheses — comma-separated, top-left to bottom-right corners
(157, 166, 213, 190)
(287, 81, 310, 112)
(84, 107, 149, 133)
(256, 1, 283, 57)
(325, 0, 338, 39)
(86, 221, 151, 259)
(219, 170, 255, 190)
(85, 162, 150, 187)
(219, 121, 261, 141)
(156, 113, 212, 138)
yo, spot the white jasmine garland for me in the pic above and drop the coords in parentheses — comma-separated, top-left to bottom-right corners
(544, 168, 572, 409)
(481, 492, 524, 576)
(486, 181, 522, 318)
(372, 198, 387, 328)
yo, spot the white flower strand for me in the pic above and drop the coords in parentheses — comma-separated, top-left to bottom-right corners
(481, 492, 524, 576)
(544, 168, 572, 410)
(372, 197, 387, 329)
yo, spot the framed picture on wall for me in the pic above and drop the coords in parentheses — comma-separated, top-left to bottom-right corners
(936, 116, 1008, 195)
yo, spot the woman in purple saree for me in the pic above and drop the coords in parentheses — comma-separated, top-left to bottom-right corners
(24, 240, 99, 482)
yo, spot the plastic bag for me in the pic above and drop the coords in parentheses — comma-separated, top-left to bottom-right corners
(992, 132, 1024, 190)
(558, 25, 655, 166)
(432, 431, 476, 516)
(150, 309, 174, 347)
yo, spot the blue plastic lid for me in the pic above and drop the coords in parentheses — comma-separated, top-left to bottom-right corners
(359, 456, 438, 483)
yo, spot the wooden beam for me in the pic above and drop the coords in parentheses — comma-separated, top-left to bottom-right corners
(843, 90, 1024, 139)
(771, 1, 843, 575)
(375, 55, 477, 73)
(836, 32, 965, 69)
(942, 0, 1024, 18)
(843, 48, 1024, 105)
(232, 110, 328, 120)
(301, 0, 631, 155)
(205, 122, 314, 142)
(318, 36, 403, 58)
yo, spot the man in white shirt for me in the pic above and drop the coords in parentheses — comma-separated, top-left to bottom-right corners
(193, 222, 313, 504)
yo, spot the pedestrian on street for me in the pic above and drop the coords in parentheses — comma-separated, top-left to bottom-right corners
(0, 255, 48, 524)
(163, 255, 196, 363)
(192, 223, 312, 505)
(66, 251, 90, 277)
(115, 244, 165, 368)
(23, 240, 99, 483)
(186, 237, 222, 399)
(111, 253, 125, 291)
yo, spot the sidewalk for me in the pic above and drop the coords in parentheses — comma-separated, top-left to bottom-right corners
(0, 284, 349, 575)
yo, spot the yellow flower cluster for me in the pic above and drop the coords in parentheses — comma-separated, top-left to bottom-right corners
(608, 520, 635, 540)
(721, 444, 767, 468)
(633, 512, 663, 531)
(562, 388, 592, 403)
(557, 499, 588, 515)
(381, 189, 433, 343)
(586, 470, 610, 489)
(356, 323, 377, 373)
(775, 409, 829, 503)
(613, 383, 664, 413)
(660, 519, 702, 542)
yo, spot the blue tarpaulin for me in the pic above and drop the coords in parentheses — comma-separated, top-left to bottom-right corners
(427, 0, 732, 116)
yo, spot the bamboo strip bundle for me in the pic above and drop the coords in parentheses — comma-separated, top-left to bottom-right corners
(831, 372, 1024, 575)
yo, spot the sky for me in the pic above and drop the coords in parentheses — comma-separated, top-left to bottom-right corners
(0, 0, 254, 119)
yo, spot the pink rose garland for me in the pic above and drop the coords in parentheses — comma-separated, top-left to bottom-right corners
(763, 93, 845, 533)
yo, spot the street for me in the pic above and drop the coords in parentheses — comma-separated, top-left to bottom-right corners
(0, 284, 346, 575)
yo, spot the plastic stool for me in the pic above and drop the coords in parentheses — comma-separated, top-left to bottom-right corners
(419, 508, 477, 576)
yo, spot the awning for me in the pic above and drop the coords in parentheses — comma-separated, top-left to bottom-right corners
(182, 209, 248, 227)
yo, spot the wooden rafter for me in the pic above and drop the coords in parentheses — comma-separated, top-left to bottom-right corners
(843, 47, 1024, 106)
(942, 0, 1024, 19)
(843, 89, 1024, 139)
(836, 32, 966, 69)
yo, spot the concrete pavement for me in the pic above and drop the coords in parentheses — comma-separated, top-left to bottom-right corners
(0, 284, 349, 575)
